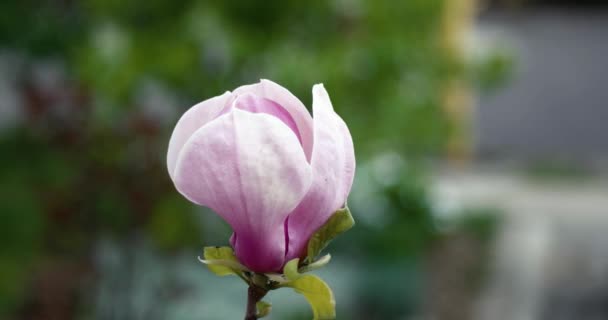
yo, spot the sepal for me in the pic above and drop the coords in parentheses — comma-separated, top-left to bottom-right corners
(199, 246, 248, 277)
(283, 258, 336, 320)
(199, 205, 354, 320)
(306, 206, 355, 264)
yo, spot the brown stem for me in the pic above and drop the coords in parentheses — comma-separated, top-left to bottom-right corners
(244, 285, 268, 320)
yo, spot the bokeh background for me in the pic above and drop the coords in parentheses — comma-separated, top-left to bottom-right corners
(1, 0, 607, 319)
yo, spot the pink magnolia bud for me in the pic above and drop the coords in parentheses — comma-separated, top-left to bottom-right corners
(167, 80, 355, 273)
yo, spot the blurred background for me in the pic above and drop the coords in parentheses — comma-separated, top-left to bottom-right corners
(1, 0, 607, 319)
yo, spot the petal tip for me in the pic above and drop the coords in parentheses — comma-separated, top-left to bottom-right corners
(312, 83, 333, 112)
(312, 83, 329, 98)
(312, 83, 325, 90)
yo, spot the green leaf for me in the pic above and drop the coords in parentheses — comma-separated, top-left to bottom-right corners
(256, 300, 272, 318)
(283, 258, 301, 281)
(306, 206, 355, 263)
(200, 246, 247, 276)
(283, 258, 336, 320)
(299, 254, 331, 274)
(290, 275, 336, 320)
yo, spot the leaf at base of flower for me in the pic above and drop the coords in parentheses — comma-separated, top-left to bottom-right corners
(299, 254, 331, 274)
(256, 300, 272, 318)
(283, 258, 336, 320)
(306, 206, 355, 263)
(200, 246, 248, 276)
(283, 258, 301, 281)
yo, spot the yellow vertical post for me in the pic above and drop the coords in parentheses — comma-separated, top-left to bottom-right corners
(440, 0, 477, 165)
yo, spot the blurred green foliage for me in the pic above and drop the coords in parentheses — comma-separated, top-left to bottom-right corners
(0, 0, 499, 319)
(4, 0, 452, 154)
(474, 50, 514, 92)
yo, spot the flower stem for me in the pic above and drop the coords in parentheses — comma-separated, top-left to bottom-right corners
(244, 284, 268, 320)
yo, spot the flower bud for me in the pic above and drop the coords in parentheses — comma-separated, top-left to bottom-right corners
(167, 80, 355, 272)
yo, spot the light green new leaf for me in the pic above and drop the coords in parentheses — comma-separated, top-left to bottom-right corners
(289, 275, 336, 319)
(284, 258, 302, 281)
(299, 254, 331, 274)
(283, 258, 336, 320)
(306, 206, 355, 263)
(200, 246, 247, 276)
(256, 300, 272, 318)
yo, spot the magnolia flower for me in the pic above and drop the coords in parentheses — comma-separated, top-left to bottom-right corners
(167, 80, 355, 273)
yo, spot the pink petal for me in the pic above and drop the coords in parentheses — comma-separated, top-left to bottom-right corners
(167, 91, 232, 179)
(285, 84, 356, 261)
(173, 109, 312, 272)
(218, 93, 303, 145)
(234, 79, 314, 162)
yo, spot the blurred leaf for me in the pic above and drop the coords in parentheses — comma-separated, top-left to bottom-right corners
(475, 51, 514, 92)
(256, 300, 272, 318)
(443, 208, 501, 243)
(0, 163, 44, 315)
(306, 206, 354, 263)
(147, 195, 201, 249)
(94, 187, 131, 233)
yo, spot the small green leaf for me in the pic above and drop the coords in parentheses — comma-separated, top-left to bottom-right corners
(289, 275, 336, 320)
(283, 258, 336, 320)
(306, 206, 355, 263)
(283, 258, 301, 281)
(299, 254, 331, 274)
(200, 246, 247, 276)
(256, 300, 272, 318)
